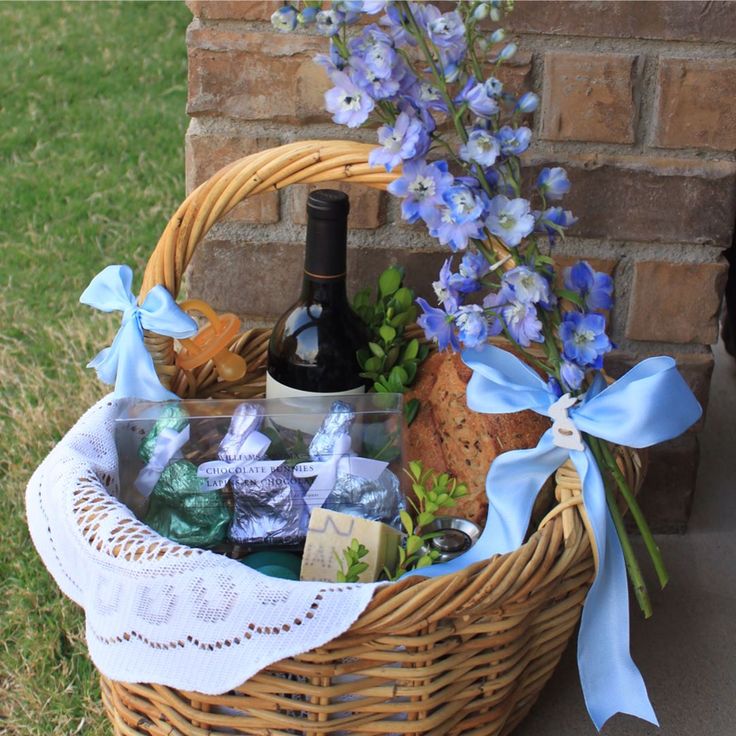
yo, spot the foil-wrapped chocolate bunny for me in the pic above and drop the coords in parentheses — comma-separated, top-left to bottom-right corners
(138, 404, 231, 549)
(198, 403, 309, 547)
(294, 400, 403, 528)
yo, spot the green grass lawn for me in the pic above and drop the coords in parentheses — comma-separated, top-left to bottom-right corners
(0, 2, 191, 732)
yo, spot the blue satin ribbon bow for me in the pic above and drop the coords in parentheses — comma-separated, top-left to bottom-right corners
(403, 343, 701, 730)
(80, 265, 198, 401)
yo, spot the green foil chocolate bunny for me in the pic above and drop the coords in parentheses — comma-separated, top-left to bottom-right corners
(138, 404, 231, 548)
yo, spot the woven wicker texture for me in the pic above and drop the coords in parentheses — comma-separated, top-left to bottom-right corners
(100, 140, 643, 735)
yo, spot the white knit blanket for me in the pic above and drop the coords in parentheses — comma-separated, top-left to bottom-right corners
(26, 396, 381, 694)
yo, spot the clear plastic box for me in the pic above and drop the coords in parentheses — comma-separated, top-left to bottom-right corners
(114, 394, 404, 555)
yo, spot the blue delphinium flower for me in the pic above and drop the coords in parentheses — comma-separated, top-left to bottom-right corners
(433, 259, 460, 306)
(432, 185, 486, 251)
(547, 376, 563, 399)
(324, 71, 375, 128)
(459, 128, 500, 167)
(349, 25, 396, 79)
(417, 297, 459, 351)
(486, 195, 535, 248)
(369, 111, 430, 171)
(496, 125, 532, 156)
(271, 5, 298, 31)
(456, 305, 488, 348)
(457, 77, 502, 118)
(503, 265, 551, 305)
(361, 0, 387, 13)
(515, 92, 539, 113)
(457, 249, 490, 286)
(316, 8, 344, 35)
(535, 206, 577, 245)
(298, 6, 319, 24)
(564, 261, 614, 312)
(426, 7, 466, 48)
(559, 311, 612, 368)
(537, 167, 570, 201)
(560, 360, 585, 392)
(485, 289, 544, 347)
(387, 158, 454, 226)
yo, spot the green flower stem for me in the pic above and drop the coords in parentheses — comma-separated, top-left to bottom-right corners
(587, 435, 653, 618)
(598, 438, 669, 589)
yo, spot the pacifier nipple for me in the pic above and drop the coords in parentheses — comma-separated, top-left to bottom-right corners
(176, 299, 247, 382)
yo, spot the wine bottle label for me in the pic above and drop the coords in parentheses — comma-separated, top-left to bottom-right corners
(266, 373, 366, 400)
(266, 374, 366, 433)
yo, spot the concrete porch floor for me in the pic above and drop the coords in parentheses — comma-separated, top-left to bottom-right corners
(515, 340, 736, 736)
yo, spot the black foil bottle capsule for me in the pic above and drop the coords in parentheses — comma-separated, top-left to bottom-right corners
(266, 189, 369, 398)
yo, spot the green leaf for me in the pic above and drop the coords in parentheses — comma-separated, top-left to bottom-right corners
(389, 311, 411, 328)
(404, 398, 420, 426)
(386, 345, 401, 369)
(408, 460, 423, 480)
(379, 324, 396, 344)
(557, 288, 585, 308)
(403, 361, 417, 384)
(417, 510, 434, 527)
(406, 534, 424, 557)
(389, 365, 409, 385)
(416, 554, 433, 569)
(393, 287, 413, 311)
(353, 288, 371, 309)
(400, 510, 414, 536)
(364, 356, 383, 373)
(368, 342, 385, 358)
(379, 267, 402, 297)
(402, 338, 419, 361)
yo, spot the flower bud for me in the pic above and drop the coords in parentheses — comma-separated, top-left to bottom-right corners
(473, 2, 490, 21)
(271, 5, 298, 32)
(498, 42, 517, 61)
(490, 28, 505, 43)
(516, 92, 539, 113)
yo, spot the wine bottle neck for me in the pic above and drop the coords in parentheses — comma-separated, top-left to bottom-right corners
(304, 212, 347, 280)
(300, 274, 349, 304)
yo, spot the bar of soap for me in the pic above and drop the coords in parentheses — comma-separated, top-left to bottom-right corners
(300, 508, 402, 583)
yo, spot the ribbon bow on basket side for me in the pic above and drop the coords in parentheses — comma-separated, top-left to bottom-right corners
(80, 264, 198, 401)
(404, 343, 701, 730)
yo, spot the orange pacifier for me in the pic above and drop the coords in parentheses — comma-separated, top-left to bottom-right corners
(176, 300, 247, 382)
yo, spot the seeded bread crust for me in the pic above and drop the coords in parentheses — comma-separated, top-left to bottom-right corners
(406, 351, 551, 526)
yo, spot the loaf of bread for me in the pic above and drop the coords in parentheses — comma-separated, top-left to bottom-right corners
(405, 350, 551, 527)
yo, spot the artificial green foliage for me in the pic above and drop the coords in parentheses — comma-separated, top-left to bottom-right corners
(334, 538, 370, 583)
(353, 266, 429, 416)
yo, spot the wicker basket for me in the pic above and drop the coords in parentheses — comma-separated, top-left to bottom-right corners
(100, 140, 643, 736)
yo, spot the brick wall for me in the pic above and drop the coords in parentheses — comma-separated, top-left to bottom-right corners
(184, 0, 736, 531)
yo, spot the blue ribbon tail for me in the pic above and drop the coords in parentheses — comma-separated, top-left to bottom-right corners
(111, 318, 179, 401)
(572, 450, 659, 730)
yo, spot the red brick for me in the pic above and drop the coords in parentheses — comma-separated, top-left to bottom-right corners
(505, 1, 736, 43)
(291, 182, 385, 230)
(634, 435, 699, 533)
(525, 153, 736, 247)
(188, 240, 448, 319)
(605, 349, 714, 431)
(187, 26, 329, 124)
(186, 1, 280, 21)
(654, 58, 736, 152)
(185, 130, 280, 224)
(540, 52, 638, 144)
(625, 260, 728, 344)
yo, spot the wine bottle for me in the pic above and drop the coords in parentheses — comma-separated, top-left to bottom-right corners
(266, 189, 369, 399)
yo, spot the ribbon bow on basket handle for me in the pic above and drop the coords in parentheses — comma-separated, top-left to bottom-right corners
(402, 343, 701, 731)
(80, 265, 198, 401)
